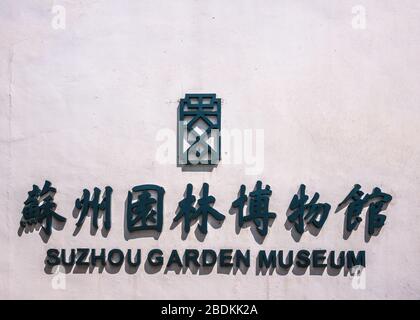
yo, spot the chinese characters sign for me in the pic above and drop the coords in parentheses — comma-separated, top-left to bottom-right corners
(20, 180, 392, 239)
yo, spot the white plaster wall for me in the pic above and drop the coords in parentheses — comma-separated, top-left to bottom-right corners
(0, 0, 420, 299)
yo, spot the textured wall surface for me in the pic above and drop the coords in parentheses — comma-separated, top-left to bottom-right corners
(1, 0, 420, 299)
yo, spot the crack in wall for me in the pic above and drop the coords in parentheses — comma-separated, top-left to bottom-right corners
(6, 44, 14, 299)
(8, 44, 14, 146)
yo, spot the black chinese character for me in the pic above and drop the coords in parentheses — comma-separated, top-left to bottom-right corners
(337, 184, 392, 237)
(126, 184, 165, 234)
(231, 181, 276, 237)
(21, 180, 66, 236)
(75, 186, 113, 232)
(173, 183, 225, 235)
(287, 184, 331, 235)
